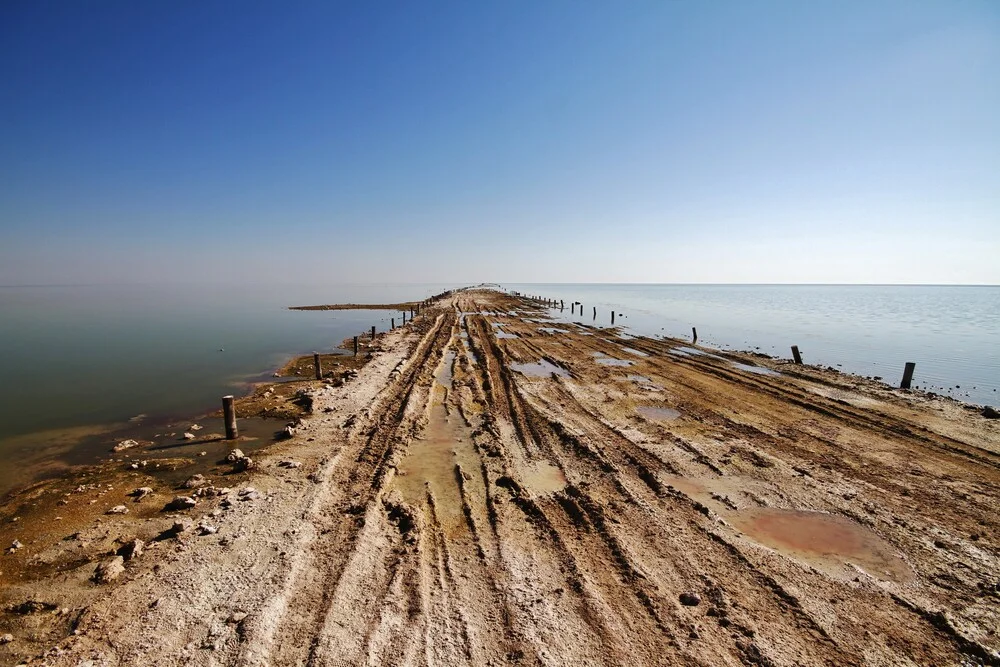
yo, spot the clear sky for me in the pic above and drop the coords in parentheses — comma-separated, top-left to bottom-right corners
(1, 1, 997, 285)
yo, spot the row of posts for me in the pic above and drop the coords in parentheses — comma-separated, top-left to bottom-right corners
(220, 300, 438, 440)
(527, 293, 921, 391)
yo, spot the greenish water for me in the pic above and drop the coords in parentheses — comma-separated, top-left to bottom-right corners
(0, 282, 456, 495)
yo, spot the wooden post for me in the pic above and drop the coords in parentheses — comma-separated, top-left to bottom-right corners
(611, 311, 615, 325)
(371, 325, 376, 340)
(314, 352, 322, 380)
(791, 345, 802, 364)
(391, 318, 395, 330)
(692, 327, 697, 343)
(222, 395, 238, 440)
(593, 306, 596, 319)
(560, 300, 564, 309)
(900, 362, 916, 389)
(354, 335, 359, 356)
(402, 311, 406, 325)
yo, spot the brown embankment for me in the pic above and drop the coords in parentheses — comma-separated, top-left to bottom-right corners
(1, 289, 998, 665)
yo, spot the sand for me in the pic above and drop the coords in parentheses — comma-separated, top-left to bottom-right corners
(1, 288, 998, 665)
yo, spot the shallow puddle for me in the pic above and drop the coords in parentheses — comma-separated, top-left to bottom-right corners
(731, 362, 779, 376)
(511, 359, 570, 378)
(731, 508, 913, 583)
(538, 327, 568, 335)
(495, 331, 519, 339)
(594, 353, 633, 367)
(636, 406, 681, 420)
(669, 346, 725, 360)
(393, 349, 481, 533)
(521, 461, 566, 496)
(621, 347, 649, 357)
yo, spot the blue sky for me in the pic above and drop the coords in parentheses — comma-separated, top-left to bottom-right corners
(1, 1, 997, 284)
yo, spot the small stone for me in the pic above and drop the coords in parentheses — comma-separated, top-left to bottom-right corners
(233, 457, 255, 472)
(181, 432, 196, 441)
(106, 505, 129, 515)
(94, 556, 125, 583)
(183, 474, 208, 489)
(679, 592, 702, 606)
(226, 449, 246, 462)
(0, 633, 12, 644)
(197, 524, 218, 536)
(228, 611, 248, 624)
(131, 487, 154, 502)
(118, 538, 144, 561)
(9, 539, 24, 553)
(238, 487, 261, 502)
(112, 439, 140, 453)
(164, 496, 197, 511)
(278, 460, 302, 469)
(198, 451, 208, 457)
(190, 424, 203, 431)
(171, 519, 192, 534)
(983, 406, 1000, 419)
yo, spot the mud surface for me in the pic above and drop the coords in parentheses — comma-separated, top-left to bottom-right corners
(2, 289, 998, 665)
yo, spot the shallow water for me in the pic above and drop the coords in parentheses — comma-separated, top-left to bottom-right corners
(636, 406, 681, 420)
(507, 284, 1000, 406)
(511, 359, 570, 378)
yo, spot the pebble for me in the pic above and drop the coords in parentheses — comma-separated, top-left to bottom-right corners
(0, 633, 12, 644)
(197, 524, 218, 536)
(184, 474, 208, 489)
(228, 611, 248, 624)
(164, 496, 198, 511)
(181, 432, 196, 441)
(112, 439, 140, 453)
(226, 449, 247, 462)
(679, 592, 702, 606)
(131, 487, 154, 501)
(93, 556, 125, 584)
(118, 538, 144, 561)
(190, 424, 203, 431)
(106, 505, 129, 515)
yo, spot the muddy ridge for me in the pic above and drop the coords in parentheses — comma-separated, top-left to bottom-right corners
(1, 289, 998, 666)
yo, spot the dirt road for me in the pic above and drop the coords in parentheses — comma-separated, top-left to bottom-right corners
(8, 289, 999, 665)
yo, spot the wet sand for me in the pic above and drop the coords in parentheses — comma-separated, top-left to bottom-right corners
(1, 288, 998, 665)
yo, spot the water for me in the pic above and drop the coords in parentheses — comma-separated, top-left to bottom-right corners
(506, 284, 1000, 407)
(0, 282, 459, 494)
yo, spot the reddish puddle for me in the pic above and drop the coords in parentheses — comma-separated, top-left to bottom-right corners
(731, 508, 913, 583)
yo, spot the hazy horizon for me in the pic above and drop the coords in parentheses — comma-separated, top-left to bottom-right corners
(2, 2, 998, 286)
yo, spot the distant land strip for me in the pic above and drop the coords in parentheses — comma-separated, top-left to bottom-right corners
(289, 302, 420, 311)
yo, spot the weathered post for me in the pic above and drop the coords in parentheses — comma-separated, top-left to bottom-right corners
(900, 362, 916, 389)
(611, 311, 615, 325)
(391, 318, 395, 330)
(791, 345, 802, 364)
(371, 325, 376, 340)
(402, 311, 407, 325)
(222, 395, 238, 440)
(692, 327, 698, 343)
(593, 306, 596, 319)
(560, 300, 564, 309)
(314, 352, 322, 380)
(354, 335, 359, 356)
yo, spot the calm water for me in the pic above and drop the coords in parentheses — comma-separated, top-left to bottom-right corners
(505, 284, 999, 407)
(0, 283, 457, 494)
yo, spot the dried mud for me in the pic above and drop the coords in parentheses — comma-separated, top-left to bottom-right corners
(1, 289, 998, 666)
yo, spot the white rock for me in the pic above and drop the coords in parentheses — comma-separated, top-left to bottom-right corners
(112, 439, 140, 453)
(130, 487, 153, 501)
(106, 505, 129, 515)
(0, 633, 12, 644)
(183, 474, 208, 489)
(226, 449, 246, 462)
(181, 432, 196, 440)
(94, 556, 125, 583)
(164, 496, 197, 511)
(190, 424, 203, 431)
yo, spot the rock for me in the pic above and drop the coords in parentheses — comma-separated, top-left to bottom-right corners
(199, 451, 208, 456)
(233, 457, 255, 472)
(183, 474, 208, 489)
(94, 556, 125, 583)
(983, 406, 1000, 419)
(277, 425, 295, 440)
(0, 633, 11, 644)
(278, 460, 302, 469)
(679, 592, 702, 606)
(193, 485, 229, 498)
(190, 424, 203, 431)
(130, 487, 154, 502)
(163, 496, 197, 511)
(238, 487, 261, 501)
(226, 449, 247, 462)
(228, 611, 248, 624)
(106, 505, 129, 515)
(112, 439, 140, 453)
(181, 432, 196, 441)
(197, 524, 218, 536)
(171, 519, 192, 535)
(117, 538, 144, 561)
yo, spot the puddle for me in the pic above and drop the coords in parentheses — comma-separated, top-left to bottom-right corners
(636, 406, 681, 420)
(393, 349, 481, 533)
(627, 374, 652, 384)
(521, 461, 566, 496)
(596, 357, 633, 367)
(731, 508, 913, 583)
(511, 359, 570, 378)
(495, 331, 519, 339)
(538, 327, 568, 335)
(621, 347, 649, 357)
(731, 362, 780, 376)
(669, 346, 725, 360)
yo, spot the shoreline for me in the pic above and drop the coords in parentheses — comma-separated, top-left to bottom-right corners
(1, 289, 998, 664)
